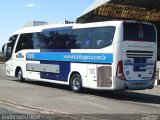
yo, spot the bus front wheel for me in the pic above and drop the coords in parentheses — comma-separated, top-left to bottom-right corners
(70, 74, 83, 93)
(17, 68, 25, 82)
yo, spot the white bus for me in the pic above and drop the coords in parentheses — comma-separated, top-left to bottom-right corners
(2, 20, 157, 92)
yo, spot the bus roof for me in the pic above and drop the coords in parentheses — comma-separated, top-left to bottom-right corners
(13, 23, 74, 35)
(12, 20, 153, 35)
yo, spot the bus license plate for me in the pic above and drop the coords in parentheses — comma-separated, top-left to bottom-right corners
(135, 83, 144, 86)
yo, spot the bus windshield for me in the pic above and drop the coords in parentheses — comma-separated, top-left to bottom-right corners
(5, 35, 17, 61)
(123, 23, 156, 42)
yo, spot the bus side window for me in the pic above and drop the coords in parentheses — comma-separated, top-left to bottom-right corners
(56, 30, 72, 49)
(41, 31, 52, 49)
(32, 33, 41, 49)
(92, 26, 115, 49)
(16, 35, 26, 52)
(97, 40, 105, 48)
(85, 40, 90, 48)
(73, 28, 91, 49)
(15, 33, 33, 52)
(75, 40, 80, 49)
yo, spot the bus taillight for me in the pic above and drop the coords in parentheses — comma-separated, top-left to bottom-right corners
(116, 60, 126, 80)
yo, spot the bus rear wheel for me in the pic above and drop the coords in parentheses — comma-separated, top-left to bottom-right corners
(17, 68, 25, 82)
(70, 74, 82, 93)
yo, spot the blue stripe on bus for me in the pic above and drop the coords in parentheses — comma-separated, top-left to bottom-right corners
(26, 52, 113, 63)
(40, 61, 70, 81)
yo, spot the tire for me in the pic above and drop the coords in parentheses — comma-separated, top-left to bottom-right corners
(70, 74, 83, 93)
(17, 69, 25, 82)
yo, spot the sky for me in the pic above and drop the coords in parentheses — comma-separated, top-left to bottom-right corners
(0, 0, 94, 51)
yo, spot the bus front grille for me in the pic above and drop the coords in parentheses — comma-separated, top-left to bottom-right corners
(97, 66, 112, 87)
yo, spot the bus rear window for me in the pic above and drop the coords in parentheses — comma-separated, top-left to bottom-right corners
(123, 23, 156, 42)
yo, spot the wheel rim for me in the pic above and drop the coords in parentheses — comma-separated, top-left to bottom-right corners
(72, 77, 81, 91)
(18, 70, 22, 80)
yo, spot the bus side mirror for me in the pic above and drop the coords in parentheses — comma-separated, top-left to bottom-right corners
(2, 41, 11, 53)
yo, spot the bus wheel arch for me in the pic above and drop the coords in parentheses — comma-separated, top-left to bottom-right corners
(15, 67, 25, 82)
(69, 72, 83, 93)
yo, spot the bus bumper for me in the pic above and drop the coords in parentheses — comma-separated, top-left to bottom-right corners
(113, 78, 155, 90)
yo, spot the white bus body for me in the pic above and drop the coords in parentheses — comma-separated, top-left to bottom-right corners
(2, 20, 157, 92)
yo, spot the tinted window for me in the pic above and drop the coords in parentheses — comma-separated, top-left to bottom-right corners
(41, 29, 73, 49)
(8, 35, 17, 52)
(41, 30, 56, 49)
(73, 28, 92, 49)
(56, 30, 72, 49)
(41, 26, 116, 50)
(16, 33, 40, 52)
(32, 33, 41, 49)
(73, 26, 115, 49)
(124, 23, 156, 42)
(6, 35, 18, 60)
(92, 27, 115, 49)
